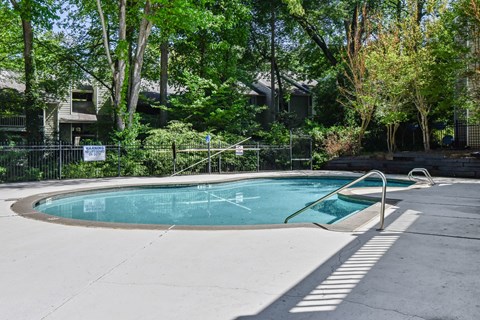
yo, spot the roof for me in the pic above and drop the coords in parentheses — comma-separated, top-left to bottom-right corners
(59, 113, 97, 123)
(250, 73, 317, 97)
(0, 70, 25, 92)
(140, 79, 183, 95)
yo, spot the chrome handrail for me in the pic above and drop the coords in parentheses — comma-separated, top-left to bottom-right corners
(171, 137, 251, 176)
(284, 170, 388, 230)
(407, 168, 435, 186)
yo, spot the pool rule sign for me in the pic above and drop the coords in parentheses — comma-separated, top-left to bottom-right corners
(83, 145, 106, 161)
(235, 145, 244, 156)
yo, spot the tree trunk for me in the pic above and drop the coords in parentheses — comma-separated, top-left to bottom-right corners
(159, 40, 169, 126)
(386, 123, 400, 153)
(419, 111, 430, 151)
(21, 17, 43, 142)
(273, 59, 284, 112)
(198, 31, 206, 78)
(414, 85, 431, 151)
(115, 0, 127, 131)
(293, 16, 337, 66)
(416, 0, 425, 25)
(127, 2, 153, 126)
(346, 4, 359, 57)
(96, 0, 126, 131)
(10, 0, 43, 141)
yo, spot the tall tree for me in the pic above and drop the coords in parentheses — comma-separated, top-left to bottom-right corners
(403, 0, 460, 151)
(6, 0, 57, 141)
(67, 0, 215, 134)
(367, 26, 412, 153)
(338, 4, 376, 146)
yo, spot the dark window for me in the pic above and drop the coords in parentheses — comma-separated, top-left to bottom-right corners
(72, 91, 95, 114)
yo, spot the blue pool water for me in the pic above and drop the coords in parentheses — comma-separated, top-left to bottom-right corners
(34, 178, 410, 226)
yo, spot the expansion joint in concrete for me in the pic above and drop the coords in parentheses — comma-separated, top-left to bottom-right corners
(388, 230, 480, 241)
(40, 226, 176, 320)
(344, 299, 428, 320)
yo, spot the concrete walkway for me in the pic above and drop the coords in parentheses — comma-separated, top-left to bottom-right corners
(0, 172, 479, 320)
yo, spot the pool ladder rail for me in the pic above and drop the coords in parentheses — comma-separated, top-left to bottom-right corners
(407, 168, 435, 186)
(284, 170, 387, 230)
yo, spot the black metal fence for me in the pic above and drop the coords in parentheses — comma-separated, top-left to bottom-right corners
(0, 139, 312, 183)
(452, 123, 480, 149)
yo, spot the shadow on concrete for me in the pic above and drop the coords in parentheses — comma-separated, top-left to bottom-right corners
(236, 183, 480, 320)
(234, 208, 406, 320)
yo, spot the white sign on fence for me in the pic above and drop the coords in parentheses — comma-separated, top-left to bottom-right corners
(235, 145, 244, 156)
(83, 145, 106, 162)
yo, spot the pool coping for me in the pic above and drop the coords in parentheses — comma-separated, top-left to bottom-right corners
(10, 171, 422, 232)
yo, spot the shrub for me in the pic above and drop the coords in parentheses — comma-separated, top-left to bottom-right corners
(308, 124, 361, 168)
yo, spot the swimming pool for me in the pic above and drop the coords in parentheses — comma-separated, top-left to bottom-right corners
(33, 177, 410, 227)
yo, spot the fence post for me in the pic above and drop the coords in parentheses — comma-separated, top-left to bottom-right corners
(219, 153, 222, 174)
(310, 138, 313, 170)
(290, 130, 293, 171)
(172, 141, 176, 175)
(257, 142, 260, 172)
(207, 140, 211, 174)
(117, 142, 121, 177)
(58, 140, 62, 179)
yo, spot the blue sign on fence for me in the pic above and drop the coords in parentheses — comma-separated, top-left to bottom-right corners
(206, 134, 211, 143)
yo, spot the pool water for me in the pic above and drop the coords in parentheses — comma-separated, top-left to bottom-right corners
(34, 178, 409, 226)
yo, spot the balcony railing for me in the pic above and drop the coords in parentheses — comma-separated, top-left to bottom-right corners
(0, 115, 26, 129)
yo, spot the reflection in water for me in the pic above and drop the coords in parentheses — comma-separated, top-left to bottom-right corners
(35, 178, 377, 225)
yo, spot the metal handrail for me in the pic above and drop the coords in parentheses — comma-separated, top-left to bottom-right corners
(407, 168, 435, 186)
(284, 170, 388, 230)
(171, 137, 251, 176)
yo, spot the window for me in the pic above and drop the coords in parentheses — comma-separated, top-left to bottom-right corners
(72, 91, 95, 114)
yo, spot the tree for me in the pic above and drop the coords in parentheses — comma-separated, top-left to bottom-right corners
(367, 28, 411, 153)
(454, 0, 480, 123)
(167, 0, 262, 134)
(402, 0, 461, 151)
(61, 0, 214, 136)
(4, 0, 58, 141)
(282, 0, 338, 66)
(338, 4, 376, 146)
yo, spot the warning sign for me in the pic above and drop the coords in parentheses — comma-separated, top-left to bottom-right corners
(83, 145, 106, 162)
(235, 145, 244, 156)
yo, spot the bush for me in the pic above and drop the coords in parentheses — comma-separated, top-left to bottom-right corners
(143, 121, 258, 175)
(308, 124, 361, 168)
(0, 166, 6, 182)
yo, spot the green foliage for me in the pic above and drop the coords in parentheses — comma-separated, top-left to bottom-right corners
(62, 151, 118, 179)
(312, 68, 344, 126)
(0, 145, 46, 181)
(0, 3, 23, 71)
(0, 166, 6, 182)
(307, 123, 361, 168)
(257, 122, 290, 145)
(144, 121, 207, 145)
(142, 121, 259, 175)
(0, 0, 472, 155)
(0, 88, 24, 115)
(144, 122, 212, 176)
(400, 0, 463, 150)
(111, 113, 146, 145)
(169, 74, 264, 135)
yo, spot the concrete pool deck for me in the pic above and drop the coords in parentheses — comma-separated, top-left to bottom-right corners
(0, 171, 479, 320)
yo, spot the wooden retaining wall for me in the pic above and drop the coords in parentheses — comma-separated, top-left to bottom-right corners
(323, 152, 480, 178)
